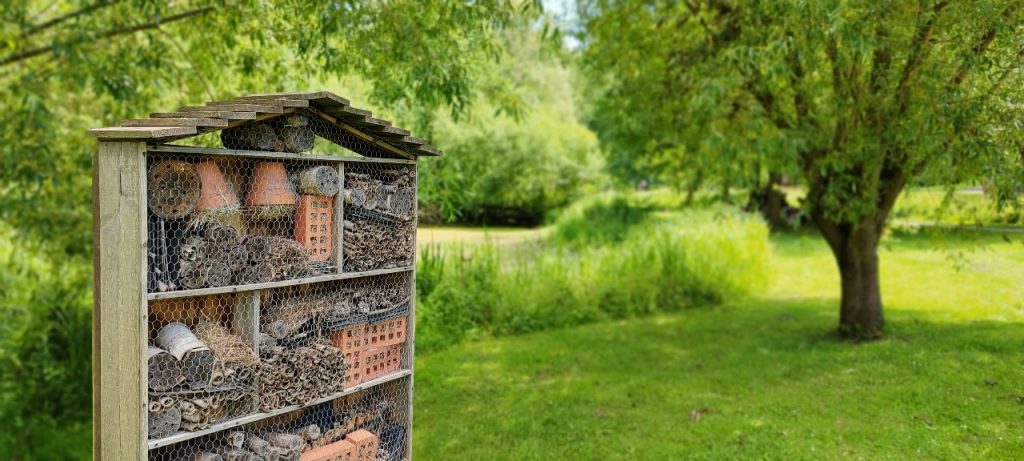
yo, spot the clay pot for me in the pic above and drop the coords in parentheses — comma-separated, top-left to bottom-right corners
(195, 161, 238, 212)
(247, 162, 297, 218)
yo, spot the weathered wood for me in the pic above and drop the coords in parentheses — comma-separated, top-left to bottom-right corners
(333, 163, 345, 271)
(94, 141, 148, 460)
(232, 291, 260, 353)
(146, 266, 413, 301)
(147, 144, 418, 164)
(152, 111, 257, 120)
(192, 103, 283, 113)
(89, 126, 198, 140)
(122, 117, 229, 128)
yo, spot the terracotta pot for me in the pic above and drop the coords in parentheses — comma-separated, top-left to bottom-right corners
(247, 162, 297, 208)
(194, 161, 238, 211)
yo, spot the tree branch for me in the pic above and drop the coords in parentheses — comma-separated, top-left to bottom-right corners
(0, 6, 213, 67)
(893, 0, 949, 117)
(20, 1, 119, 38)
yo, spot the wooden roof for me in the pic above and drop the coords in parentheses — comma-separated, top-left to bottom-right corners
(88, 91, 441, 157)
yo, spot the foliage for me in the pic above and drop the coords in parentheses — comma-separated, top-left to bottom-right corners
(413, 229, 1024, 460)
(891, 187, 1022, 226)
(415, 202, 771, 352)
(576, 0, 1024, 335)
(0, 228, 92, 459)
(418, 23, 605, 225)
(0, 0, 545, 259)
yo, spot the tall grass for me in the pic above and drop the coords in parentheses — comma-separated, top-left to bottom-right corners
(416, 200, 770, 353)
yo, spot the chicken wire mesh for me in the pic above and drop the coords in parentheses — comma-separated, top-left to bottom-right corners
(146, 152, 341, 292)
(149, 377, 411, 461)
(142, 113, 416, 459)
(180, 109, 407, 160)
(342, 163, 416, 272)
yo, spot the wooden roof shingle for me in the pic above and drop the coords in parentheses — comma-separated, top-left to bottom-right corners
(89, 91, 442, 157)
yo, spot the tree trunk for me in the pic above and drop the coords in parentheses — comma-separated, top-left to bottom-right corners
(813, 212, 885, 338)
(760, 172, 788, 229)
(834, 225, 884, 337)
(684, 168, 704, 205)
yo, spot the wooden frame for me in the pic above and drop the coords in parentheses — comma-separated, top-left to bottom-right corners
(92, 92, 431, 460)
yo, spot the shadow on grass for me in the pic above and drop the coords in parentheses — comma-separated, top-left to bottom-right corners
(414, 298, 1024, 460)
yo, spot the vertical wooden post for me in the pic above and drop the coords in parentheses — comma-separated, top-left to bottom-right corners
(232, 291, 261, 352)
(93, 141, 148, 460)
(333, 162, 345, 272)
(406, 162, 418, 459)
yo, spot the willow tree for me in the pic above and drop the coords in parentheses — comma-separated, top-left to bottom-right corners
(579, 0, 1024, 337)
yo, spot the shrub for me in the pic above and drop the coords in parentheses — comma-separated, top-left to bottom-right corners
(0, 230, 92, 459)
(415, 203, 770, 353)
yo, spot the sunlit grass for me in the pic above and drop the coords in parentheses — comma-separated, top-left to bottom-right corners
(414, 229, 1024, 460)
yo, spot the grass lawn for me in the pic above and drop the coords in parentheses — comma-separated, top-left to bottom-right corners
(412, 229, 1024, 460)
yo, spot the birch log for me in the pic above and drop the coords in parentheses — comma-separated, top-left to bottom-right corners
(156, 322, 215, 386)
(297, 166, 340, 196)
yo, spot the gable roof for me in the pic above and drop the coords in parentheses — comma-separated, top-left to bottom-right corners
(88, 91, 441, 157)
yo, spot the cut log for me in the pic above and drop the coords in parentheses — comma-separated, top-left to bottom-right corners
(148, 160, 200, 219)
(221, 123, 279, 151)
(147, 406, 181, 439)
(297, 166, 340, 197)
(279, 126, 315, 153)
(156, 322, 215, 386)
(147, 346, 185, 391)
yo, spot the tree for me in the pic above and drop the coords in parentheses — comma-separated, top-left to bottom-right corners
(0, 0, 541, 259)
(577, 0, 1024, 337)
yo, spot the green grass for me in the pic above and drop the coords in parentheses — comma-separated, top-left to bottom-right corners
(413, 229, 1024, 460)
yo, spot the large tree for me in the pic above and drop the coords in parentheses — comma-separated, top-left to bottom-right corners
(578, 0, 1024, 337)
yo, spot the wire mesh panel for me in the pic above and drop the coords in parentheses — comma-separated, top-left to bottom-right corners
(342, 163, 416, 272)
(261, 273, 412, 398)
(149, 377, 411, 460)
(146, 152, 341, 293)
(147, 294, 261, 439)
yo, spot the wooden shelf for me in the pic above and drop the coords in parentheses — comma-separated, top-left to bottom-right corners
(148, 144, 417, 164)
(147, 267, 413, 300)
(147, 369, 413, 450)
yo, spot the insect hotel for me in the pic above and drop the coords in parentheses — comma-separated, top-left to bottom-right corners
(90, 92, 438, 461)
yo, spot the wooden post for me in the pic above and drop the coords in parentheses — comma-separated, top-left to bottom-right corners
(93, 140, 148, 460)
(333, 162, 345, 272)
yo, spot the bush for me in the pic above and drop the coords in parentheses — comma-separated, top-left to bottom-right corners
(0, 230, 92, 459)
(416, 201, 770, 353)
(419, 107, 606, 225)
